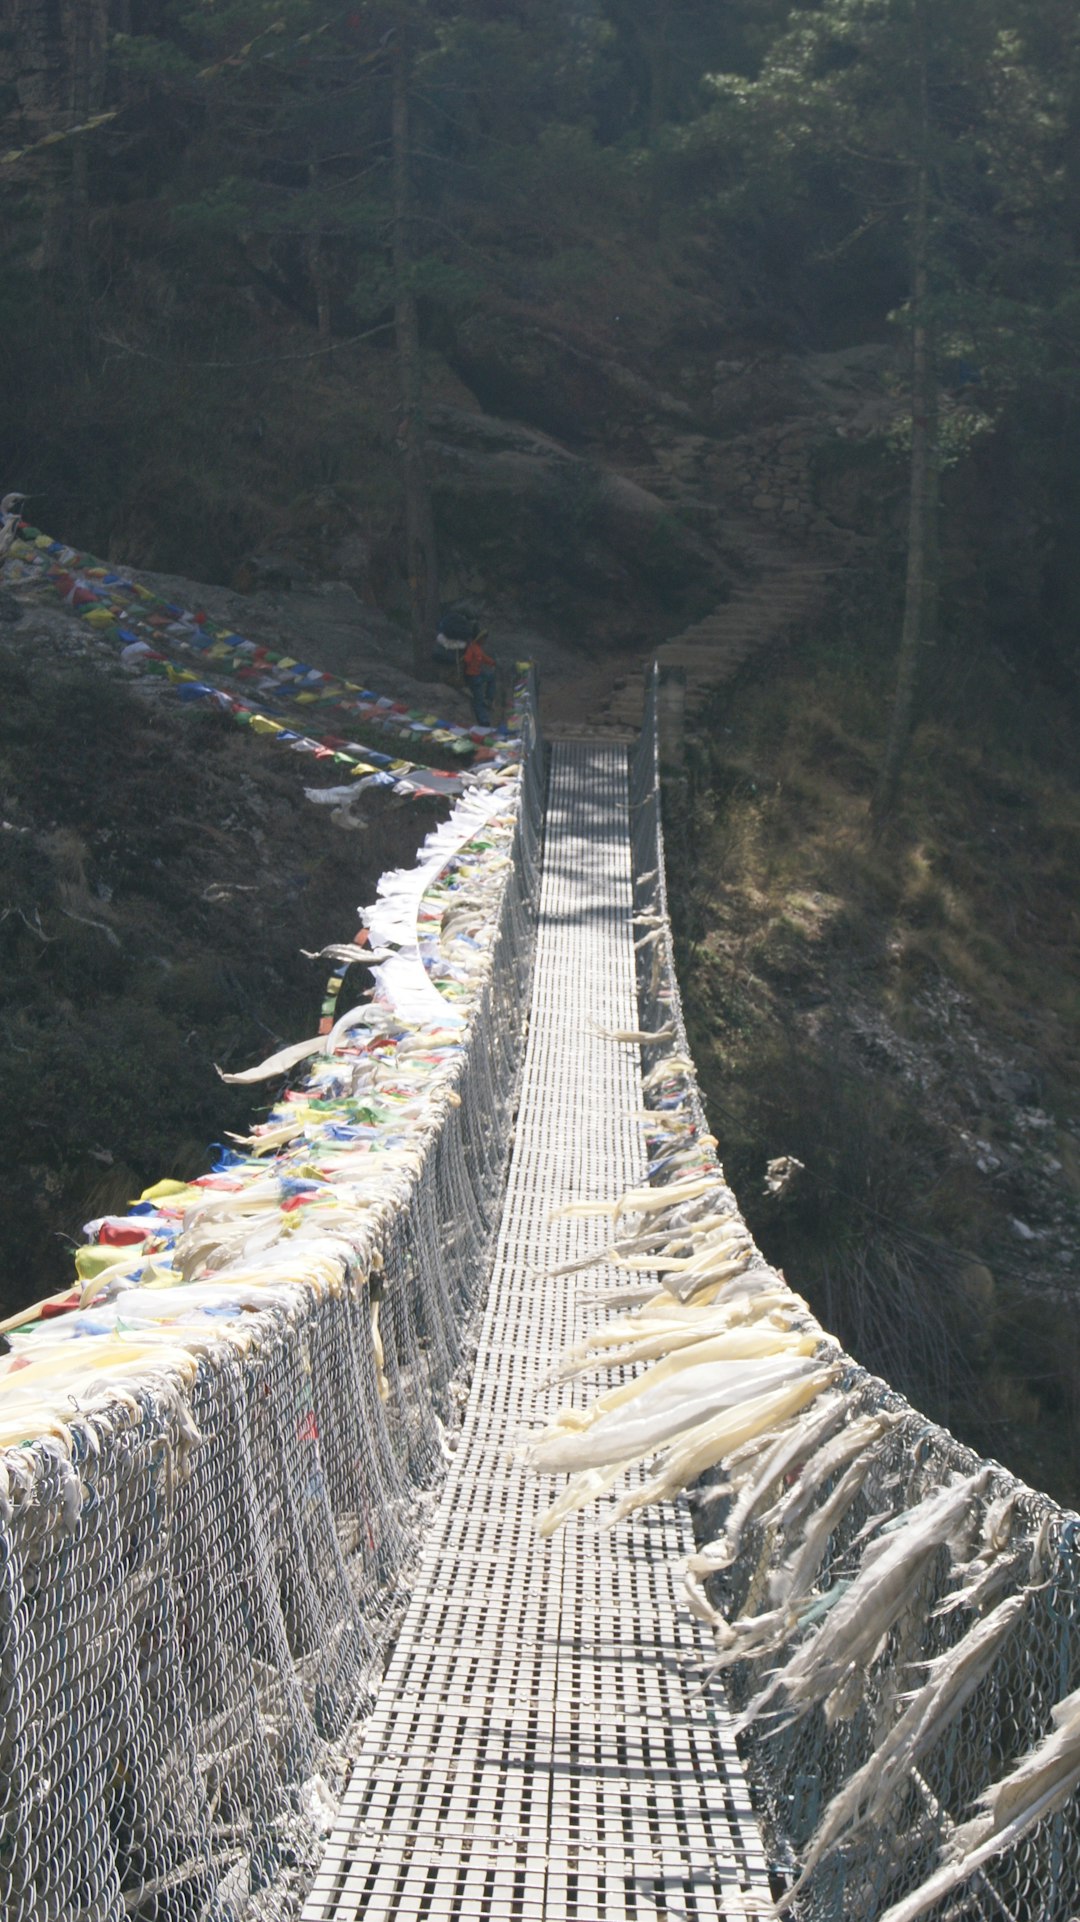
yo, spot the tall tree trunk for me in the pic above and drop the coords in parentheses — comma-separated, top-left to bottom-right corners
(391, 17, 439, 680)
(306, 161, 332, 345)
(645, 0, 673, 151)
(872, 0, 939, 828)
(14, 0, 67, 274)
(14, 0, 108, 303)
(642, 0, 672, 238)
(1064, 26, 1080, 259)
(68, 0, 96, 337)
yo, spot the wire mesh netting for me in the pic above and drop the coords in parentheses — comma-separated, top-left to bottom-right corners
(302, 738, 771, 1922)
(0, 682, 545, 1922)
(629, 665, 1080, 1922)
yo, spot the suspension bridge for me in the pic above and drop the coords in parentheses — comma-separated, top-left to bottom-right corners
(1, 672, 1079, 1922)
(302, 740, 769, 1922)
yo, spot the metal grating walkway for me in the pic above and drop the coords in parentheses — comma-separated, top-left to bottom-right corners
(303, 744, 771, 1922)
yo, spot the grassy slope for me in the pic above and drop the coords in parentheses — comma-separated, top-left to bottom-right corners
(669, 608, 1080, 1505)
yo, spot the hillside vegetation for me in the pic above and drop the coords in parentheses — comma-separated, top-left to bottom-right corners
(0, 603, 442, 1320)
(670, 592, 1080, 1501)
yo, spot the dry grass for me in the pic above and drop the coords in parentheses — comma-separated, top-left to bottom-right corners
(670, 621, 1080, 1502)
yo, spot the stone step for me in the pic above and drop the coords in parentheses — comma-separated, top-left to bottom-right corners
(588, 519, 855, 728)
(547, 720, 637, 741)
(679, 597, 816, 626)
(683, 591, 817, 619)
(662, 647, 758, 671)
(668, 604, 822, 649)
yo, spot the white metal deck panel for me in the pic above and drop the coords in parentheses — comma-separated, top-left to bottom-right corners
(303, 743, 771, 1921)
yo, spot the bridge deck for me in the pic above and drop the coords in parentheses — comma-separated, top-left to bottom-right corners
(303, 743, 771, 1922)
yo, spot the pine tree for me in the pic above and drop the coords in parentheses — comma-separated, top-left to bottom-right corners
(695, 0, 1066, 819)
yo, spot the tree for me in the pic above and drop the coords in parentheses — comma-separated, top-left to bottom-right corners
(871, 0, 938, 825)
(695, 0, 1067, 819)
(2, 0, 111, 303)
(115, 2, 445, 664)
(390, 7, 441, 676)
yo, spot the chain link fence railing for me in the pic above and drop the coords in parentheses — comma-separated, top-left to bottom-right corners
(629, 665, 1080, 1922)
(0, 678, 545, 1922)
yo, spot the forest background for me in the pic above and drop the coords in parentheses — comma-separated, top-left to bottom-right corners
(2, 0, 1080, 1501)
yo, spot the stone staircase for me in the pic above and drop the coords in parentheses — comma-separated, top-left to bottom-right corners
(540, 403, 862, 743)
(601, 515, 853, 732)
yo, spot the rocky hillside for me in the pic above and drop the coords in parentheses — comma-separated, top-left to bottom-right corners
(667, 584, 1080, 1505)
(0, 579, 449, 1323)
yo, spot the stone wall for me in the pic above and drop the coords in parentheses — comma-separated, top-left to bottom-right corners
(706, 345, 899, 540)
(714, 419, 833, 538)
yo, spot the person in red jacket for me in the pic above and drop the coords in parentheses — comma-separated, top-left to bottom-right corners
(462, 630, 496, 726)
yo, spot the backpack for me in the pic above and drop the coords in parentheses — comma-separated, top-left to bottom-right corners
(433, 606, 478, 666)
(438, 608, 477, 642)
(433, 632, 467, 666)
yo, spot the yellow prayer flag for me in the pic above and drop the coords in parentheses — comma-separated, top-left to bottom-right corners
(138, 1178, 192, 1203)
(74, 1246, 137, 1281)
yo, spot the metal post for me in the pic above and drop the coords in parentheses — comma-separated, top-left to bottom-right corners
(657, 664, 686, 775)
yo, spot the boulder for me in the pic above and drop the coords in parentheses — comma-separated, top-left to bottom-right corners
(449, 313, 695, 444)
(428, 405, 728, 641)
(956, 1262, 996, 1316)
(1058, 1133, 1080, 1196)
